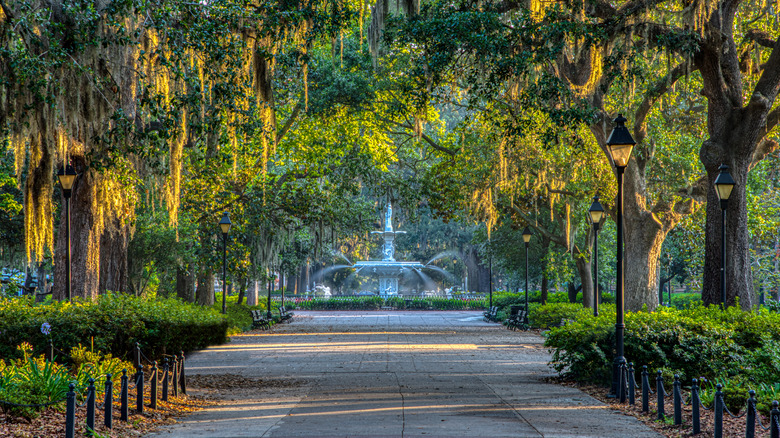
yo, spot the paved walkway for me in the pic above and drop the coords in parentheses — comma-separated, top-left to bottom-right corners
(146, 311, 660, 438)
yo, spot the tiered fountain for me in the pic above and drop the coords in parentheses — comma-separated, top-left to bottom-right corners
(352, 204, 427, 297)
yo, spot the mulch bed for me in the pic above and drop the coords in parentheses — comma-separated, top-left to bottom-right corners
(561, 379, 774, 437)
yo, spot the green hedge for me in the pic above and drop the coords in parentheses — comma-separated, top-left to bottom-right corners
(0, 294, 229, 362)
(293, 296, 487, 311)
(544, 303, 780, 386)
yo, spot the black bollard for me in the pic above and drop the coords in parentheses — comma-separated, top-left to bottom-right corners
(120, 369, 128, 422)
(656, 370, 664, 420)
(180, 351, 187, 395)
(86, 378, 95, 436)
(628, 363, 636, 406)
(162, 358, 169, 402)
(673, 375, 682, 425)
(771, 401, 779, 438)
(104, 373, 113, 429)
(65, 383, 76, 438)
(172, 356, 179, 398)
(691, 379, 700, 435)
(641, 366, 649, 413)
(136, 367, 145, 414)
(714, 383, 723, 438)
(151, 361, 158, 409)
(619, 359, 627, 403)
(746, 390, 756, 438)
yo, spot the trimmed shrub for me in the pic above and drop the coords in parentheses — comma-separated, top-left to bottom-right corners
(544, 302, 780, 386)
(0, 294, 229, 362)
(529, 302, 591, 328)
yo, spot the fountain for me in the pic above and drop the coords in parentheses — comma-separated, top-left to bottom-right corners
(351, 204, 430, 297)
(313, 203, 457, 297)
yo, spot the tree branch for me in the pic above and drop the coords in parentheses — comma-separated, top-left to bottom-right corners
(276, 102, 301, 144)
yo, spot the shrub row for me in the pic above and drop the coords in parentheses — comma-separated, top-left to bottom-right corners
(292, 296, 487, 311)
(543, 302, 780, 389)
(0, 294, 230, 362)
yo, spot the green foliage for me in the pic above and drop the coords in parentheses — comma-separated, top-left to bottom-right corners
(0, 345, 71, 419)
(529, 302, 591, 329)
(291, 296, 487, 311)
(0, 294, 229, 362)
(545, 303, 780, 391)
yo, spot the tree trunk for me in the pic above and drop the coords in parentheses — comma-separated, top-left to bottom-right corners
(176, 267, 195, 302)
(701, 159, 753, 309)
(247, 280, 258, 306)
(237, 276, 246, 305)
(54, 163, 129, 300)
(622, 187, 666, 312)
(576, 256, 593, 309)
(196, 271, 215, 306)
(540, 274, 548, 304)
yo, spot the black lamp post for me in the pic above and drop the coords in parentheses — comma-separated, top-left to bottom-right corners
(57, 165, 78, 302)
(605, 114, 636, 399)
(488, 251, 493, 309)
(218, 212, 231, 314)
(714, 164, 735, 308)
(522, 227, 532, 323)
(588, 196, 604, 317)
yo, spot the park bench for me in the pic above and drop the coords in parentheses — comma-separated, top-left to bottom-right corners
(483, 306, 498, 322)
(250, 310, 270, 330)
(279, 306, 294, 322)
(505, 306, 528, 331)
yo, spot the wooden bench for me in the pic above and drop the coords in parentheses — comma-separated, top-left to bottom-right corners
(505, 306, 528, 331)
(483, 306, 498, 322)
(250, 310, 270, 330)
(279, 306, 294, 322)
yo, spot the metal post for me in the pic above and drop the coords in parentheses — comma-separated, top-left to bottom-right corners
(180, 351, 186, 395)
(619, 359, 627, 403)
(747, 390, 756, 438)
(172, 356, 179, 398)
(771, 400, 779, 438)
(162, 358, 169, 402)
(593, 224, 599, 316)
(673, 375, 682, 425)
(267, 277, 272, 320)
(104, 373, 113, 429)
(136, 367, 144, 413)
(656, 370, 664, 420)
(691, 379, 700, 435)
(48, 338, 54, 362)
(627, 363, 635, 405)
(489, 256, 493, 309)
(120, 369, 128, 422)
(715, 384, 723, 438)
(721, 203, 727, 308)
(222, 232, 228, 314)
(641, 366, 649, 413)
(524, 242, 529, 324)
(65, 195, 71, 301)
(86, 378, 95, 435)
(65, 383, 76, 438)
(151, 361, 158, 409)
(611, 165, 626, 397)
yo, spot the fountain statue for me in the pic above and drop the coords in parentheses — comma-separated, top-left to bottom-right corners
(314, 203, 457, 297)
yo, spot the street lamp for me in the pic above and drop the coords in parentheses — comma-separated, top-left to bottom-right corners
(605, 114, 635, 400)
(714, 164, 735, 308)
(57, 164, 78, 302)
(588, 196, 604, 317)
(522, 227, 532, 324)
(218, 212, 231, 314)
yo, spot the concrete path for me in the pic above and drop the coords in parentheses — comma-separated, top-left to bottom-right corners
(146, 311, 660, 438)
